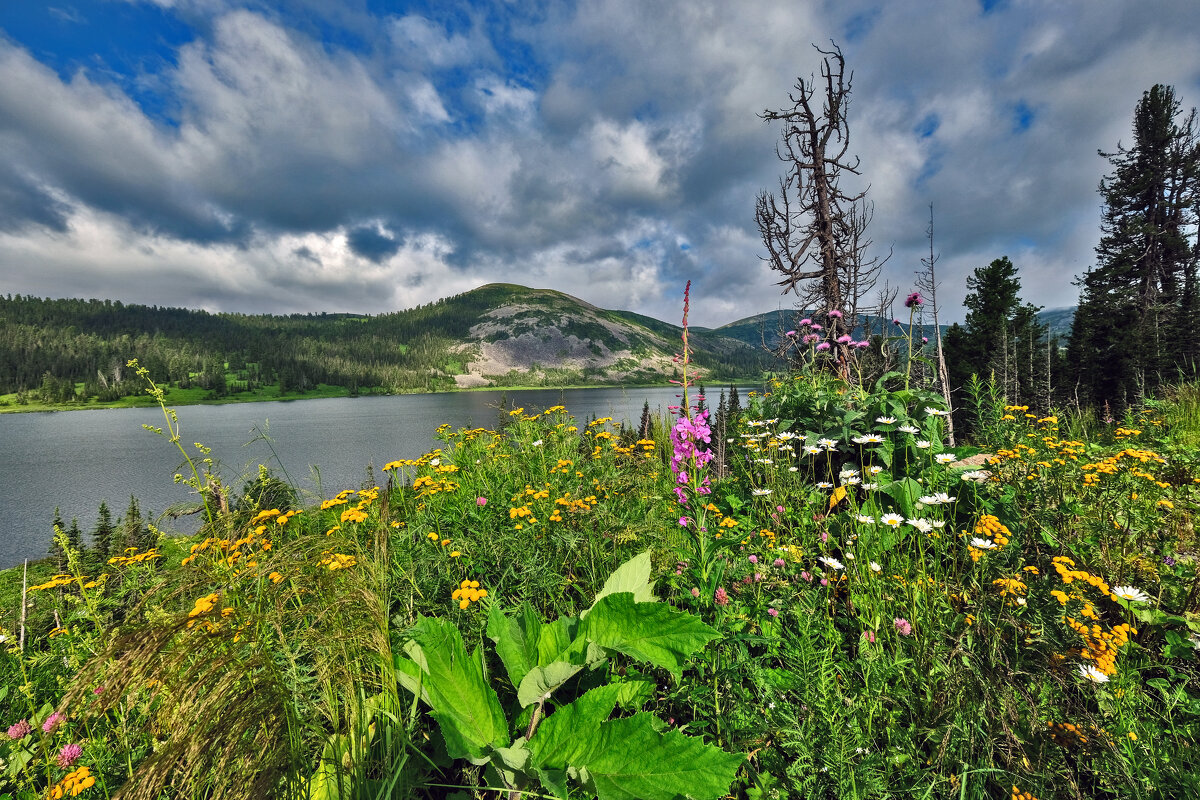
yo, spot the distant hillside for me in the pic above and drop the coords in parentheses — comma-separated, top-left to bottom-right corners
(1037, 307, 1076, 341)
(0, 285, 769, 406)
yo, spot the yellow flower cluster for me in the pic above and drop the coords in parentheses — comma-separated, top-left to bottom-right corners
(186, 592, 220, 629)
(452, 579, 487, 609)
(29, 574, 76, 592)
(48, 766, 96, 798)
(411, 475, 460, 497)
(182, 528, 270, 570)
(1011, 787, 1039, 800)
(966, 515, 1011, 562)
(107, 547, 162, 567)
(1046, 720, 1110, 748)
(1080, 448, 1166, 486)
(1065, 615, 1136, 676)
(992, 576, 1027, 597)
(318, 552, 357, 571)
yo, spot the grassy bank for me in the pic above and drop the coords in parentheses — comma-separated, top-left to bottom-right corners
(2, 367, 1198, 799)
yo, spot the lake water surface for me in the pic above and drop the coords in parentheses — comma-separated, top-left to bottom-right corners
(0, 385, 745, 568)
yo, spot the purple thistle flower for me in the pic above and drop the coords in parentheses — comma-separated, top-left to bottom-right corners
(893, 318, 902, 326)
(798, 318, 813, 326)
(57, 742, 83, 769)
(904, 292, 923, 308)
(921, 337, 929, 343)
(827, 309, 844, 319)
(802, 334, 819, 344)
(810, 323, 823, 332)
(836, 335, 852, 344)
(816, 342, 831, 351)
(855, 340, 870, 349)
(785, 330, 797, 336)
(1164, 555, 1177, 567)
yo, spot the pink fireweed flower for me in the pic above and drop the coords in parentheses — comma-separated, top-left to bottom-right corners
(57, 743, 83, 769)
(714, 586, 730, 606)
(894, 618, 913, 636)
(42, 712, 65, 733)
(6, 720, 32, 739)
(904, 292, 923, 308)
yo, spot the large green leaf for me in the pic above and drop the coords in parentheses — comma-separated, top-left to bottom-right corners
(527, 684, 625, 770)
(580, 592, 719, 678)
(537, 615, 580, 665)
(529, 703, 742, 800)
(402, 616, 510, 764)
(518, 660, 585, 707)
(487, 601, 543, 690)
(880, 477, 922, 519)
(585, 714, 745, 800)
(587, 549, 659, 613)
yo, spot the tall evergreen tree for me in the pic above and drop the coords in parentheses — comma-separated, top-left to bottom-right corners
(48, 507, 66, 572)
(1069, 85, 1199, 406)
(944, 256, 1047, 417)
(90, 501, 116, 571)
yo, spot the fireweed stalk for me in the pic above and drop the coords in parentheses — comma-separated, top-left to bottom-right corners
(670, 282, 718, 598)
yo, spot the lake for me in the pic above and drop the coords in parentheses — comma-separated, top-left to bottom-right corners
(0, 385, 748, 568)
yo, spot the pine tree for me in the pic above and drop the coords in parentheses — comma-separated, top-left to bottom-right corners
(1069, 85, 1199, 406)
(48, 507, 67, 572)
(90, 502, 116, 573)
(638, 400, 652, 440)
(119, 496, 147, 554)
(944, 257, 1047, 417)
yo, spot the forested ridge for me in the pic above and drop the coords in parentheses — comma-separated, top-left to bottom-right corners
(0, 284, 769, 406)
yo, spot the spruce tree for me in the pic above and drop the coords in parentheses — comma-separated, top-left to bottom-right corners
(1070, 85, 1199, 406)
(91, 502, 115, 561)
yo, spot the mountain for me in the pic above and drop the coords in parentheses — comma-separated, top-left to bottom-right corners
(1037, 307, 1076, 341)
(0, 285, 770, 402)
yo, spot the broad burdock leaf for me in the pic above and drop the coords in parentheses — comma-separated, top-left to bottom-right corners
(401, 616, 510, 764)
(530, 703, 743, 800)
(580, 592, 719, 679)
(880, 478, 923, 520)
(587, 549, 659, 613)
(487, 601, 542, 689)
(518, 660, 584, 707)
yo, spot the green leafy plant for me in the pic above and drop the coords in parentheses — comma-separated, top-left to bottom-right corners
(394, 551, 743, 799)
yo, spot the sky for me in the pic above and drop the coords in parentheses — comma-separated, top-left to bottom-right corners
(1, 1, 1198, 328)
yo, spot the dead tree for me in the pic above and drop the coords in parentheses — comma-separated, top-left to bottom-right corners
(756, 42, 885, 368)
(915, 204, 955, 444)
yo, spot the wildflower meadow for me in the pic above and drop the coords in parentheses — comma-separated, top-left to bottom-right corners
(2, 296, 1199, 800)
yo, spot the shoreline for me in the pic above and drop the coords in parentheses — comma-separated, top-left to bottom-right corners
(0, 377, 763, 415)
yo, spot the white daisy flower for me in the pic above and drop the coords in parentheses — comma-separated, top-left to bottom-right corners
(803, 445, 823, 455)
(752, 488, 773, 496)
(925, 407, 950, 417)
(961, 470, 991, 482)
(856, 514, 876, 524)
(788, 466, 799, 473)
(870, 561, 882, 573)
(915, 440, 932, 449)
(880, 513, 904, 527)
(899, 425, 920, 434)
(875, 416, 896, 424)
(816, 481, 834, 489)
(777, 431, 798, 440)
(818, 438, 839, 450)
(932, 520, 946, 528)
(842, 476, 862, 485)
(1079, 664, 1109, 683)
(862, 482, 878, 490)
(1112, 586, 1151, 603)
(918, 495, 940, 505)
(531, 440, 543, 447)
(868, 466, 883, 475)
(819, 556, 844, 570)
(754, 458, 774, 464)
(852, 434, 885, 445)
(969, 537, 997, 550)
(908, 518, 934, 533)
(935, 454, 956, 464)
(846, 553, 855, 560)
